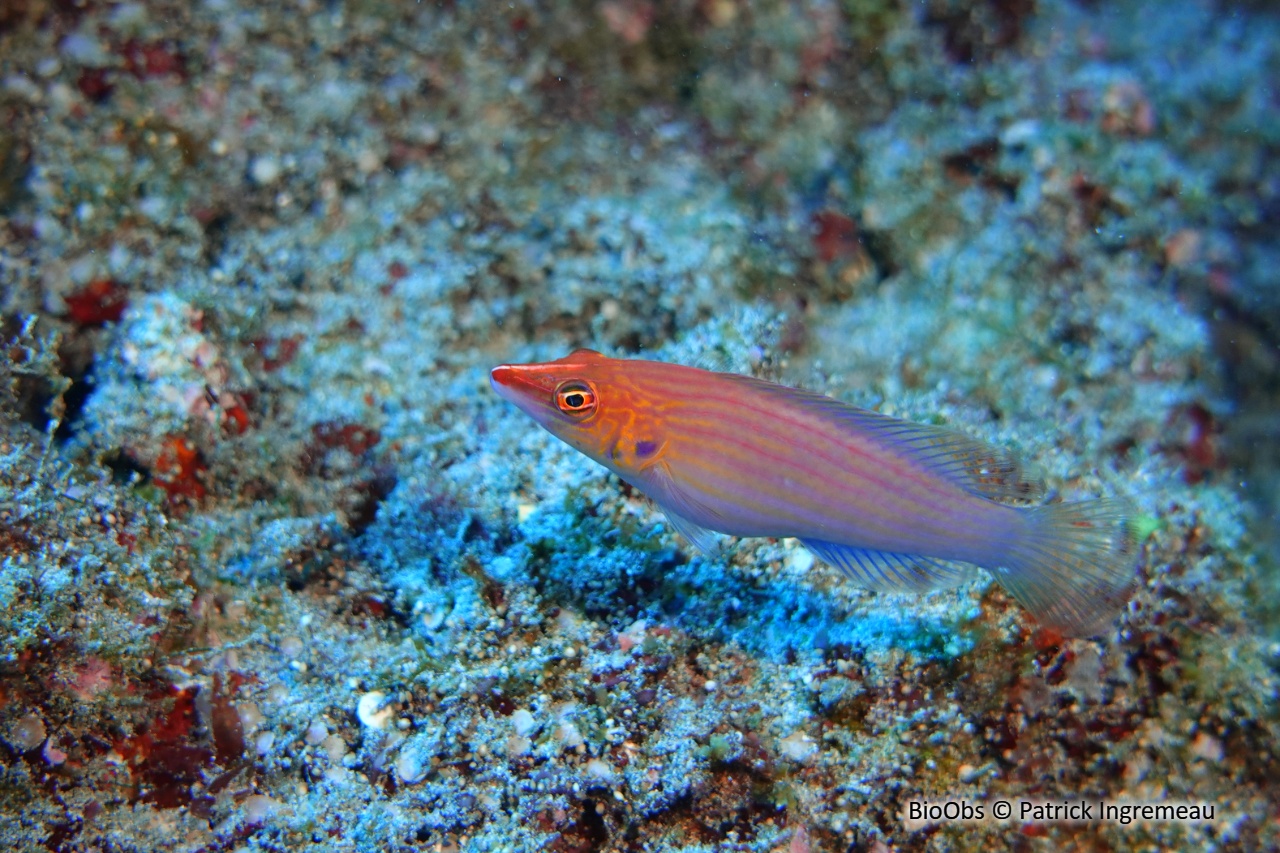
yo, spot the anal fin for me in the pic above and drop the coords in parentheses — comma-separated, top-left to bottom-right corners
(801, 539, 974, 593)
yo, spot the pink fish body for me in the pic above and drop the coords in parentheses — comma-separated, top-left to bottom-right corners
(491, 350, 1135, 636)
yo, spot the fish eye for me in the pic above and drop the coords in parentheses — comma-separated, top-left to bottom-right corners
(555, 381, 597, 418)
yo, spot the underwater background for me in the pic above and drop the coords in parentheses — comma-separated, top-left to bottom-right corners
(0, 0, 1277, 850)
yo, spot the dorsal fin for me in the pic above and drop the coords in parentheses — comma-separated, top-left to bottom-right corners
(691, 351, 733, 374)
(720, 374, 1045, 504)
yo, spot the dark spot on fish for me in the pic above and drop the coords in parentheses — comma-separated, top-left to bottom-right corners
(635, 440, 657, 458)
(607, 441, 619, 461)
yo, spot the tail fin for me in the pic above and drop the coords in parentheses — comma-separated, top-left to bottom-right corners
(997, 499, 1138, 636)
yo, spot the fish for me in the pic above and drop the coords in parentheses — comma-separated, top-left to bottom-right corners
(490, 349, 1137, 636)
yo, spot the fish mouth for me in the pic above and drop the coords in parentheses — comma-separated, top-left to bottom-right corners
(490, 363, 558, 410)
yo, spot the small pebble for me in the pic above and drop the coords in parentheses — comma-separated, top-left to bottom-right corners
(323, 733, 347, 762)
(242, 794, 279, 823)
(357, 690, 393, 729)
(1190, 732, 1224, 763)
(584, 758, 614, 781)
(237, 701, 264, 732)
(778, 730, 816, 762)
(396, 743, 429, 784)
(42, 739, 67, 765)
(7, 714, 46, 751)
(511, 709, 537, 737)
(249, 155, 282, 186)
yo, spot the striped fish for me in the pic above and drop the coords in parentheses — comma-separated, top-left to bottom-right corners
(490, 349, 1136, 636)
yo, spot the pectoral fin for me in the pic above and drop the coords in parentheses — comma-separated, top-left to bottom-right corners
(644, 462, 722, 554)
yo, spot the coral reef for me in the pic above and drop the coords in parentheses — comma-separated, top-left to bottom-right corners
(0, 0, 1277, 850)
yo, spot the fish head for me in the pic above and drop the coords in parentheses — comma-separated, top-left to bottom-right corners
(490, 349, 660, 475)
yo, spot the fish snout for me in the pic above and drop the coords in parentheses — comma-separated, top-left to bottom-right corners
(489, 365, 520, 405)
(489, 363, 557, 411)
(489, 364, 513, 389)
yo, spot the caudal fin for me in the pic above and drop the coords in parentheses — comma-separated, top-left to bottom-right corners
(997, 499, 1138, 636)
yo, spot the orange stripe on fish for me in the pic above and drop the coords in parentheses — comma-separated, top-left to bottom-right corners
(491, 349, 1137, 636)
